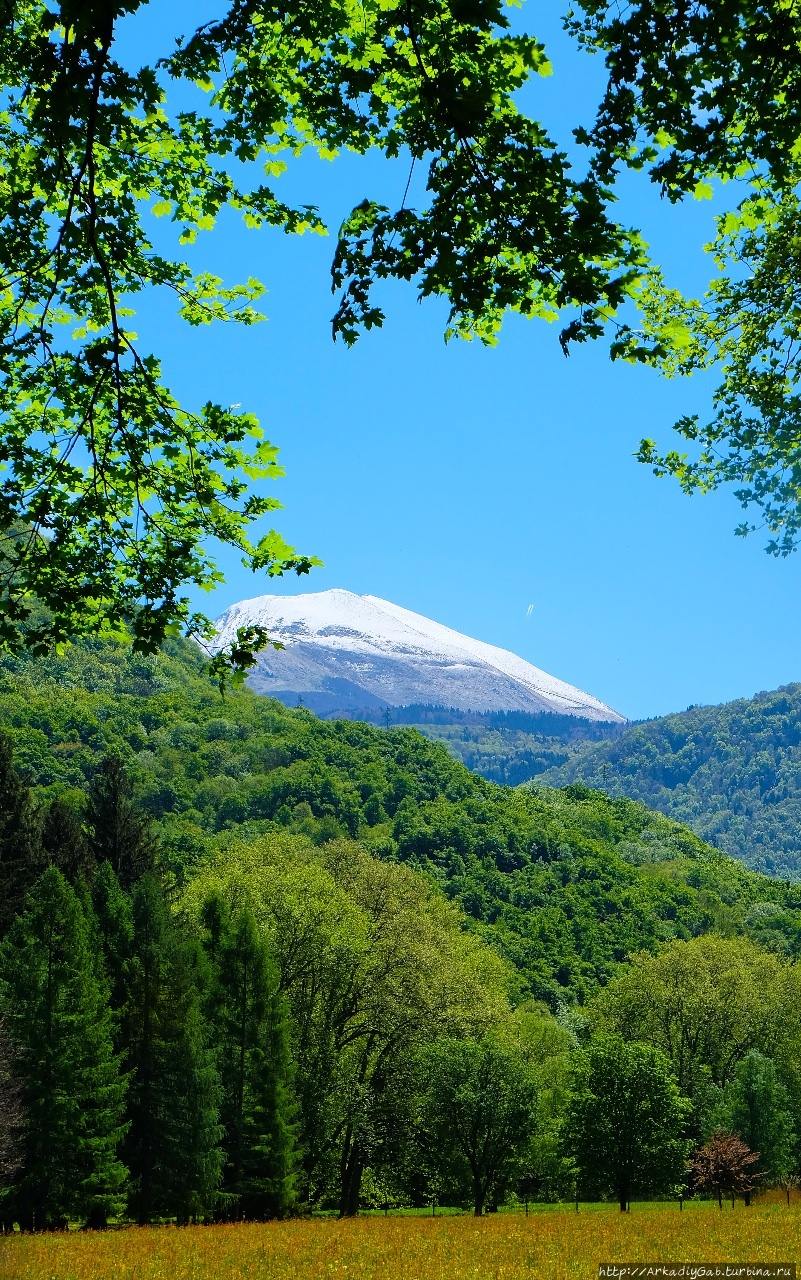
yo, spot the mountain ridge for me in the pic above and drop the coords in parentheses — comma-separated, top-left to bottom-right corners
(211, 589, 624, 723)
(532, 682, 801, 880)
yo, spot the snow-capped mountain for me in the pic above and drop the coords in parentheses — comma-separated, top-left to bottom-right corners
(210, 589, 624, 722)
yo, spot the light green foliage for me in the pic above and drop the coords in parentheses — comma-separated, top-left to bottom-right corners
(592, 936, 801, 1106)
(4, 637, 801, 1009)
(4, 641, 801, 1220)
(417, 1036, 540, 1216)
(0, 3, 327, 658)
(0, 0, 642, 657)
(0, 867, 128, 1229)
(183, 833, 510, 1212)
(570, 0, 801, 549)
(0, 0, 798, 656)
(626, 190, 801, 555)
(562, 1034, 691, 1210)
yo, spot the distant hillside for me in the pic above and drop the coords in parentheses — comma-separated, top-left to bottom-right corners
(534, 684, 801, 880)
(2, 639, 801, 1003)
(331, 704, 624, 787)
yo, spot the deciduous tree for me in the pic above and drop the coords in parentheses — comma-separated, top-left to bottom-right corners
(691, 1131, 761, 1208)
(419, 1037, 539, 1216)
(711, 1051, 796, 1200)
(562, 1034, 690, 1211)
(593, 937, 801, 1109)
(182, 834, 511, 1215)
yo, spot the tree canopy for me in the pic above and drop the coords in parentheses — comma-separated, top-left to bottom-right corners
(2, 0, 801, 655)
(5, 638, 801, 1222)
(562, 1033, 691, 1212)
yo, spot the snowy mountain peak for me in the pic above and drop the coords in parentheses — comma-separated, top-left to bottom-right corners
(210, 589, 624, 722)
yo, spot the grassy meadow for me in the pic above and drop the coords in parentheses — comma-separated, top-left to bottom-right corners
(2, 1203, 800, 1280)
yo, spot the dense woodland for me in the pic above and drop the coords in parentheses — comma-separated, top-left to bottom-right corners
(2, 642, 801, 1227)
(361, 707, 622, 790)
(537, 685, 801, 881)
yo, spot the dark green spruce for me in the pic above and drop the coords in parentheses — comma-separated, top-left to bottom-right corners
(0, 867, 127, 1229)
(200, 894, 297, 1220)
(41, 795, 93, 885)
(0, 734, 42, 936)
(123, 874, 222, 1224)
(87, 755, 157, 891)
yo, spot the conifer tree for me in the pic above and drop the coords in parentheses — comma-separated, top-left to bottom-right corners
(41, 796, 93, 885)
(0, 1018, 23, 1188)
(0, 868, 127, 1230)
(91, 862, 135, 1019)
(200, 894, 297, 1219)
(0, 734, 42, 935)
(124, 874, 222, 1224)
(86, 755, 156, 891)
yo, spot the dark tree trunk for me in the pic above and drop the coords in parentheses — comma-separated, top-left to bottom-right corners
(338, 1148, 363, 1218)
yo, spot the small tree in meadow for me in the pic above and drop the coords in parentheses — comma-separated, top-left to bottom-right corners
(691, 1131, 761, 1208)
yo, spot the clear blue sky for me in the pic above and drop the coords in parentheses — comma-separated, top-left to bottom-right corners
(119, 2, 801, 722)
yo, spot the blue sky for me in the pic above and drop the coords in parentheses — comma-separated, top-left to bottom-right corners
(119, 2, 801, 722)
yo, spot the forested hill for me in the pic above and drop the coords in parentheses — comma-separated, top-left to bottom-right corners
(3, 639, 801, 1004)
(534, 684, 801, 882)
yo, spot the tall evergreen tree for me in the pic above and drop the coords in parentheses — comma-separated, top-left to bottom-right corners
(0, 1017, 23, 1208)
(0, 734, 42, 936)
(200, 894, 297, 1220)
(123, 874, 222, 1224)
(86, 755, 156, 891)
(90, 861, 135, 1032)
(0, 868, 127, 1230)
(41, 796, 93, 885)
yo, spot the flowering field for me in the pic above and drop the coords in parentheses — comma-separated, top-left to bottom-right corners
(1, 1204, 799, 1280)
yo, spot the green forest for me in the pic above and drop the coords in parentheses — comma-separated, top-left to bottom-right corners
(3, 641, 801, 1228)
(361, 706, 622, 790)
(537, 684, 801, 881)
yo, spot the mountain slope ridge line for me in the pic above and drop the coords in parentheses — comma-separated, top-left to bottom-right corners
(209, 589, 624, 721)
